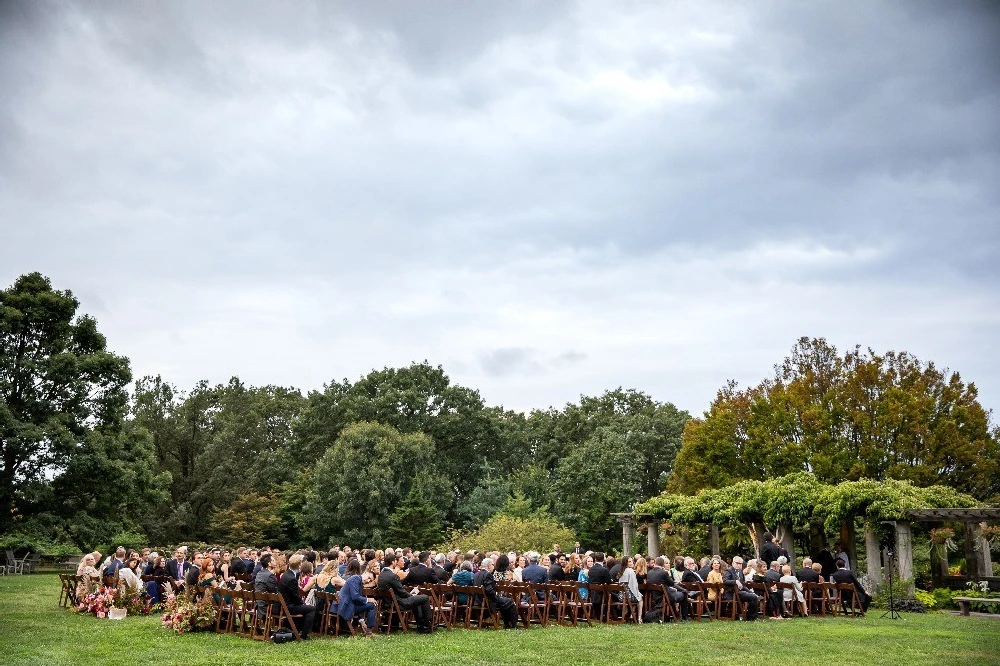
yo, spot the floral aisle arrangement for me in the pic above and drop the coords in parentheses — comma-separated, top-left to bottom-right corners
(76, 585, 158, 618)
(160, 593, 218, 634)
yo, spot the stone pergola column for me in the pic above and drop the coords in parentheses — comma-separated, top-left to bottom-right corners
(621, 516, 635, 557)
(895, 521, 915, 594)
(980, 530, 994, 578)
(776, 523, 795, 563)
(646, 520, 660, 559)
(864, 524, 882, 587)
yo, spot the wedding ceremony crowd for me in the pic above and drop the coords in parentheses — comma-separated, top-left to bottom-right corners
(66, 530, 872, 641)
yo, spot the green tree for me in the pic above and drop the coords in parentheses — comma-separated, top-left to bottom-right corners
(302, 421, 450, 547)
(0, 273, 133, 532)
(552, 427, 644, 551)
(386, 482, 444, 550)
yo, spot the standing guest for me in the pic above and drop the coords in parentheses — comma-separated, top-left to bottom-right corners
(834, 543, 851, 571)
(816, 544, 836, 579)
(573, 541, 584, 555)
(722, 556, 760, 621)
(760, 533, 781, 567)
(279, 554, 316, 639)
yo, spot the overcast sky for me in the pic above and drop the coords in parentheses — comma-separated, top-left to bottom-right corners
(2, 1, 998, 416)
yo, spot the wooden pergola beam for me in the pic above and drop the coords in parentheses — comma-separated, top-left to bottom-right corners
(905, 508, 1000, 522)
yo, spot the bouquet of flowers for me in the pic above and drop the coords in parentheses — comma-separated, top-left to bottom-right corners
(114, 584, 156, 616)
(77, 586, 117, 618)
(161, 593, 218, 634)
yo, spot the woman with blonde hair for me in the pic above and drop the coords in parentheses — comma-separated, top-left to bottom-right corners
(75, 553, 101, 600)
(634, 555, 648, 584)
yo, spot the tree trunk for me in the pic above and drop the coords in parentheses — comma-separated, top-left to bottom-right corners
(646, 521, 660, 559)
(808, 522, 827, 558)
(840, 520, 857, 571)
(775, 523, 796, 563)
(708, 524, 720, 557)
(749, 522, 766, 559)
(895, 521, 915, 595)
(964, 522, 981, 579)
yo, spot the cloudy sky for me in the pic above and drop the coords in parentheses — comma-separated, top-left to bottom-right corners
(2, 1, 998, 416)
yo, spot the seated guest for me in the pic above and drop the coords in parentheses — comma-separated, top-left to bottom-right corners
(118, 557, 143, 591)
(587, 552, 613, 620)
(184, 555, 202, 591)
(279, 554, 316, 639)
(433, 553, 449, 582)
(76, 553, 101, 599)
(448, 561, 475, 603)
(198, 558, 222, 603)
(361, 559, 380, 594)
(548, 553, 567, 582)
(619, 556, 644, 622)
(812, 562, 825, 582)
(698, 557, 712, 581)
(762, 561, 785, 618)
(832, 560, 871, 614)
(670, 556, 685, 584)
(797, 558, 820, 583)
(705, 557, 725, 604)
(378, 553, 433, 633)
(723, 556, 759, 621)
(780, 565, 807, 616)
(406, 551, 440, 587)
(474, 557, 519, 629)
(337, 558, 376, 637)
(634, 556, 648, 585)
(494, 554, 514, 582)
(299, 560, 316, 597)
(254, 554, 278, 615)
(521, 553, 548, 599)
(578, 555, 592, 600)
(141, 552, 158, 576)
(103, 547, 126, 578)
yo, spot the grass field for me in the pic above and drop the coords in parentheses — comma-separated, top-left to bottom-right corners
(1, 573, 998, 666)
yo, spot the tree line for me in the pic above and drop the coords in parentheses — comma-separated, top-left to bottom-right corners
(2, 273, 997, 555)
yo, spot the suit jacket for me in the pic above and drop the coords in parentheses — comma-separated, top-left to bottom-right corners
(698, 565, 712, 581)
(587, 563, 612, 611)
(760, 542, 781, 565)
(405, 563, 439, 587)
(165, 559, 189, 582)
(377, 568, 412, 599)
(722, 566, 747, 599)
(521, 564, 547, 585)
(473, 570, 510, 612)
(547, 564, 566, 582)
(646, 567, 673, 610)
(432, 564, 448, 582)
(831, 568, 869, 600)
(336, 574, 367, 621)
(681, 569, 705, 584)
(255, 568, 278, 613)
(763, 569, 782, 588)
(279, 569, 304, 608)
(797, 567, 820, 583)
(184, 564, 200, 588)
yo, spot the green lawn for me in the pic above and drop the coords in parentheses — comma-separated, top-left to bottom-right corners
(2, 573, 998, 666)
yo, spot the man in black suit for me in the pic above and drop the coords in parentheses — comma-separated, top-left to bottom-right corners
(432, 553, 449, 582)
(763, 560, 785, 617)
(697, 557, 712, 581)
(378, 553, 433, 633)
(474, 557, 519, 629)
(279, 553, 317, 639)
(797, 558, 820, 583)
(649, 557, 690, 621)
(723, 556, 759, 621)
(816, 545, 836, 579)
(184, 554, 202, 589)
(587, 552, 612, 621)
(405, 551, 440, 587)
(832, 561, 871, 613)
(548, 553, 567, 582)
(760, 533, 781, 568)
(572, 542, 584, 555)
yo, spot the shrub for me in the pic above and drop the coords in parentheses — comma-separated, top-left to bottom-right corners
(914, 589, 936, 610)
(442, 513, 576, 554)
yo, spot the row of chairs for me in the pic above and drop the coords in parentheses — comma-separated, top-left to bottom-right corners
(673, 580, 865, 620)
(5, 550, 41, 575)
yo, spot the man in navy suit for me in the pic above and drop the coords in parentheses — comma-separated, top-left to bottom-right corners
(520, 552, 548, 600)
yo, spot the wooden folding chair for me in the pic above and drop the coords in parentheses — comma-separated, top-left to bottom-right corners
(214, 589, 238, 633)
(560, 582, 590, 626)
(425, 584, 456, 630)
(837, 583, 864, 616)
(602, 583, 627, 624)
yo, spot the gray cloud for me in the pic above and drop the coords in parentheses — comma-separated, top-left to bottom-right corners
(1, 0, 998, 415)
